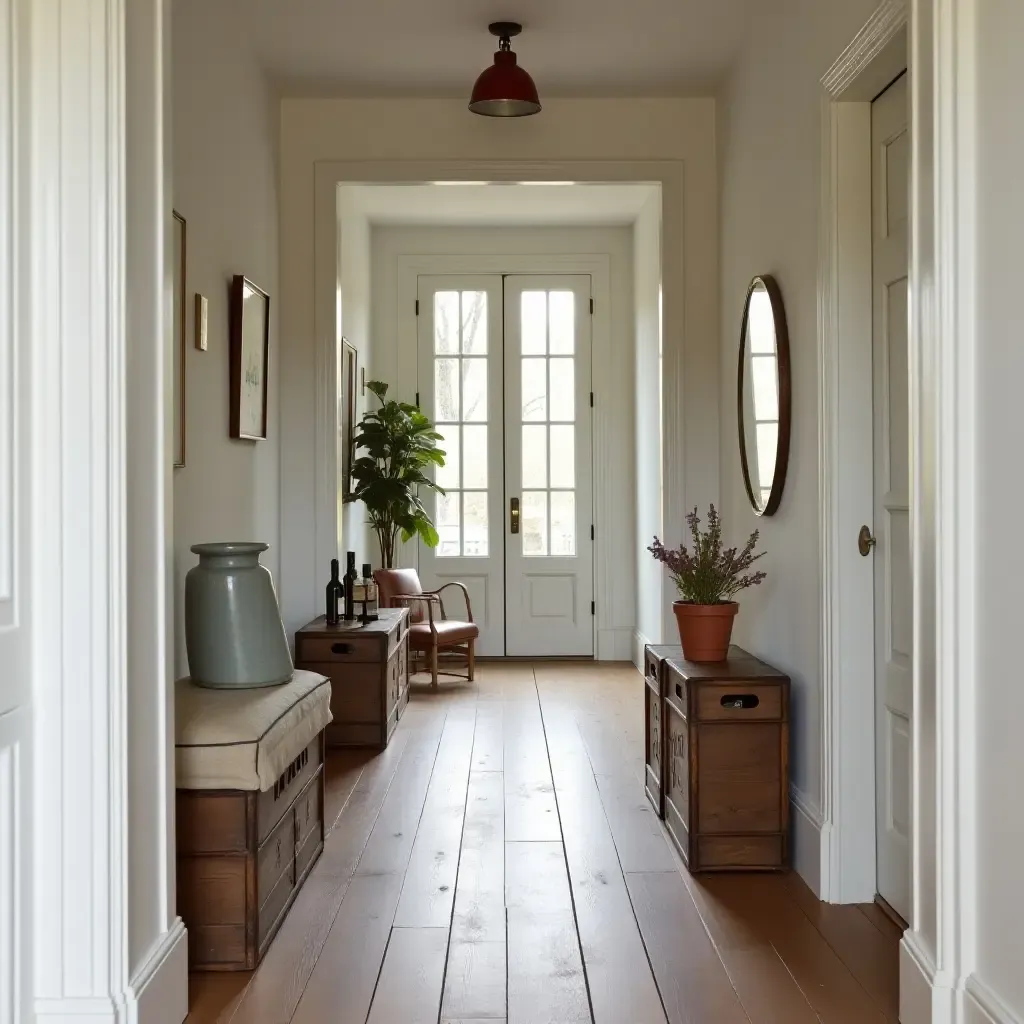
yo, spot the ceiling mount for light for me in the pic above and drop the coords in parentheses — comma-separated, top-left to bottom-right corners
(469, 22, 541, 118)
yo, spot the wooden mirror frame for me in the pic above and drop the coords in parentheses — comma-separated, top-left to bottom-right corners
(737, 274, 792, 517)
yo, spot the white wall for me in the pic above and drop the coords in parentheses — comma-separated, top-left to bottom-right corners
(337, 193, 372, 566)
(278, 99, 719, 639)
(171, 2, 281, 675)
(716, 0, 882, 891)
(969, 0, 1024, 1016)
(634, 194, 665, 658)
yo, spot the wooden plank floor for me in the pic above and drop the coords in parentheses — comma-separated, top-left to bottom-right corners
(185, 662, 901, 1024)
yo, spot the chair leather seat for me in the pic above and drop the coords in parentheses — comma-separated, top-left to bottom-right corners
(408, 620, 479, 647)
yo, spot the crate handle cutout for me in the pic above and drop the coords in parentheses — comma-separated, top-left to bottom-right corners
(331, 642, 353, 655)
(721, 694, 760, 710)
(676, 683, 683, 699)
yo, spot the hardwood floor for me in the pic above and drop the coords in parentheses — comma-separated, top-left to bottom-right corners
(185, 661, 901, 1024)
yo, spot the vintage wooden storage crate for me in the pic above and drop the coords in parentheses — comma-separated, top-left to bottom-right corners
(663, 646, 790, 872)
(295, 608, 410, 749)
(177, 735, 325, 970)
(643, 644, 683, 818)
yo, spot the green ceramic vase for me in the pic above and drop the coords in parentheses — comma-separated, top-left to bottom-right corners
(185, 542, 293, 688)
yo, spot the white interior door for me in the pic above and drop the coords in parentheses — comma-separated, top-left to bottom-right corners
(504, 276, 594, 657)
(417, 276, 506, 654)
(872, 72, 912, 923)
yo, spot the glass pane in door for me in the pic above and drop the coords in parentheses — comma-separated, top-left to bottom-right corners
(519, 290, 577, 558)
(432, 290, 489, 557)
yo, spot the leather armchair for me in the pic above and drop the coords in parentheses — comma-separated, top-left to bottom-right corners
(373, 568, 479, 688)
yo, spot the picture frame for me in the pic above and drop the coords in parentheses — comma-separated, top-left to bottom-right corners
(172, 211, 187, 467)
(229, 275, 270, 441)
(341, 338, 358, 498)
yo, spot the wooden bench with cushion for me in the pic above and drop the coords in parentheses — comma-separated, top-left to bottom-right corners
(175, 669, 332, 970)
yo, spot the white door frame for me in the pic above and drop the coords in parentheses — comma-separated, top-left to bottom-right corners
(13, 0, 187, 1020)
(822, 0, 978, 1021)
(817, 0, 908, 906)
(311, 161, 688, 654)
(395, 254, 616, 658)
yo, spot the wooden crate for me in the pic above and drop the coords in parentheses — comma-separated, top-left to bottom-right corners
(643, 644, 682, 818)
(294, 608, 410, 749)
(663, 646, 789, 872)
(177, 734, 325, 970)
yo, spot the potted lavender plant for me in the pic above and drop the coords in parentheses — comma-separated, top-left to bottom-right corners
(649, 505, 767, 662)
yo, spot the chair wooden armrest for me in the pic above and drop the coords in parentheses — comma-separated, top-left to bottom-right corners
(390, 593, 438, 630)
(431, 582, 475, 624)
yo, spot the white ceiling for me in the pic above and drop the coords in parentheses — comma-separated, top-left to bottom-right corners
(341, 183, 661, 227)
(220, 0, 751, 97)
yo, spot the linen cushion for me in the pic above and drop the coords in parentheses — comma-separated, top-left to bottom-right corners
(175, 669, 332, 791)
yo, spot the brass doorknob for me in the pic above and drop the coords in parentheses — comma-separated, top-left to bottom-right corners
(858, 525, 877, 557)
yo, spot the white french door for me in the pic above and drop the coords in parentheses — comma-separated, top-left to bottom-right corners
(417, 276, 506, 654)
(503, 276, 594, 656)
(416, 274, 594, 657)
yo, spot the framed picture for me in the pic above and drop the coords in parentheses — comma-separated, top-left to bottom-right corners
(341, 338, 357, 497)
(229, 275, 270, 441)
(172, 211, 186, 467)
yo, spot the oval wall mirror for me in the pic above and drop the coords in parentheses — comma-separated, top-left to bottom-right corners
(737, 275, 791, 516)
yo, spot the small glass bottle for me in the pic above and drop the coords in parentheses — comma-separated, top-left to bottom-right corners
(325, 558, 342, 626)
(361, 563, 378, 617)
(343, 551, 358, 621)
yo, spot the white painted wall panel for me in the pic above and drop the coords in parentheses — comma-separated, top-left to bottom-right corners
(717, 0, 883, 863)
(172, 0, 281, 676)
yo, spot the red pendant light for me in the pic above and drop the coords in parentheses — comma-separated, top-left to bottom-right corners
(469, 22, 541, 117)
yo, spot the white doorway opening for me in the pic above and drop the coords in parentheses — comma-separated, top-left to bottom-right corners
(323, 179, 668, 662)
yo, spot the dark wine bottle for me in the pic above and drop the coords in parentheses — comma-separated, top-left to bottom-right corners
(343, 551, 358, 621)
(325, 558, 342, 625)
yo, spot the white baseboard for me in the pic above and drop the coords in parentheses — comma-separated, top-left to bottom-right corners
(597, 628, 634, 662)
(965, 975, 1024, 1024)
(632, 630, 653, 671)
(126, 919, 188, 1024)
(35, 996, 122, 1023)
(790, 786, 824, 897)
(900, 931, 940, 1024)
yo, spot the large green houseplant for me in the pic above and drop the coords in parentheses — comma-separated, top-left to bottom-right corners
(346, 381, 447, 567)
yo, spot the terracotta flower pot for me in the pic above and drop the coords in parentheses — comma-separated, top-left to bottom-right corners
(672, 601, 739, 663)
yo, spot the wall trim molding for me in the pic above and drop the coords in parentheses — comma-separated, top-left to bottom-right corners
(900, 931, 941, 1024)
(30, 0, 182, 1017)
(125, 919, 188, 1024)
(822, 0, 908, 96)
(816, 0, 907, 907)
(632, 630, 652, 671)
(965, 976, 1024, 1024)
(790, 785, 825, 897)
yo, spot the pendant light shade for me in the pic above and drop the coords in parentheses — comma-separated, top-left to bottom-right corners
(469, 22, 541, 117)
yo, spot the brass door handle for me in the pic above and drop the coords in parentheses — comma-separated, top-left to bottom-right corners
(510, 497, 520, 535)
(858, 525, 877, 556)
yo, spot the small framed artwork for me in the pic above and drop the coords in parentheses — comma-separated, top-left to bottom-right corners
(172, 211, 187, 467)
(341, 338, 357, 497)
(229, 275, 270, 441)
